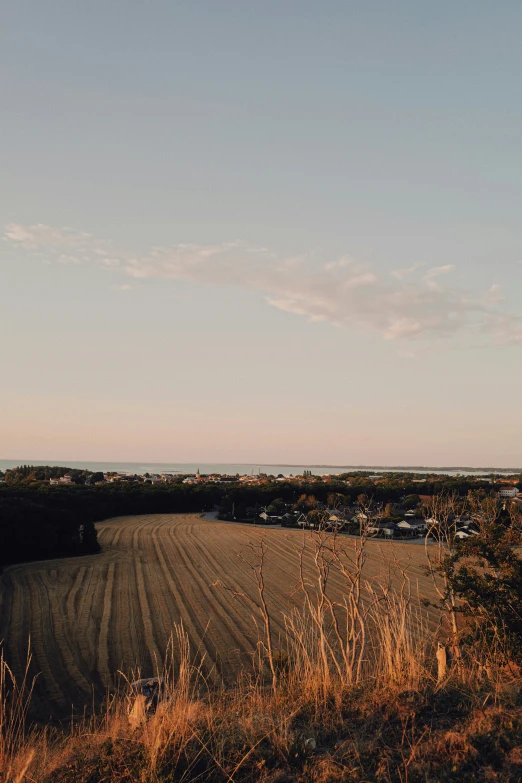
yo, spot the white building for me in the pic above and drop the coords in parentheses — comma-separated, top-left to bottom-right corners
(397, 519, 427, 533)
(498, 486, 519, 498)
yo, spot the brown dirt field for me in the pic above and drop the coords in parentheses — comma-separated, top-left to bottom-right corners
(0, 514, 440, 719)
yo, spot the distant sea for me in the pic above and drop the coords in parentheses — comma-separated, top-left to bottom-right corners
(0, 460, 518, 477)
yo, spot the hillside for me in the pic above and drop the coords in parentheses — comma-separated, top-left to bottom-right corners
(0, 513, 439, 719)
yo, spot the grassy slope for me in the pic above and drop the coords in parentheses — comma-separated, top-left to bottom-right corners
(0, 513, 440, 719)
(2, 514, 522, 781)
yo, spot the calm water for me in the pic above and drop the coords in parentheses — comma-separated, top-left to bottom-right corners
(0, 459, 517, 477)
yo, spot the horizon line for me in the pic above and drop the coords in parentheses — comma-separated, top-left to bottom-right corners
(1, 458, 520, 473)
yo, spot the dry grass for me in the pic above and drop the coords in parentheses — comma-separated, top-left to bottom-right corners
(2, 609, 522, 782)
(0, 514, 441, 719)
(2, 513, 521, 781)
(0, 584, 430, 782)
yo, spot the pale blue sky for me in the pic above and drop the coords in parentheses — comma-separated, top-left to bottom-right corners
(1, 1, 521, 466)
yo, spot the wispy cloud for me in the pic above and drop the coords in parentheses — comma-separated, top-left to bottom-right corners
(391, 262, 424, 279)
(425, 264, 455, 278)
(423, 264, 456, 291)
(4, 223, 91, 248)
(4, 222, 117, 266)
(4, 222, 522, 345)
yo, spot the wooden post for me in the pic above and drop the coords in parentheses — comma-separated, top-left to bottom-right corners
(436, 643, 448, 685)
(128, 694, 147, 729)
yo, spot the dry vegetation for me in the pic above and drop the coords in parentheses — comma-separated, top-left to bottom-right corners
(0, 514, 439, 719)
(1, 513, 522, 782)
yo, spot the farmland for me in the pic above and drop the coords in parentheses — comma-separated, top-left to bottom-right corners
(0, 514, 439, 719)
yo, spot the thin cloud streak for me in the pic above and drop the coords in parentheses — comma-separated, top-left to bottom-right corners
(4, 222, 522, 345)
(391, 262, 425, 279)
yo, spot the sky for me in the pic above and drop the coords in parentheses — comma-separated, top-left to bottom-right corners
(1, 1, 521, 467)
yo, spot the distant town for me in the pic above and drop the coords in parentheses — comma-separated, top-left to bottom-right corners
(1, 463, 520, 543)
(2, 464, 521, 490)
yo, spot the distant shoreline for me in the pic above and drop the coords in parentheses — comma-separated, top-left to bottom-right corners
(0, 458, 519, 476)
(272, 464, 521, 472)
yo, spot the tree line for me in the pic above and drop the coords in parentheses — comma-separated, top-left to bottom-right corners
(0, 473, 509, 567)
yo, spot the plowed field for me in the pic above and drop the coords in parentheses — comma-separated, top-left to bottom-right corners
(0, 514, 438, 718)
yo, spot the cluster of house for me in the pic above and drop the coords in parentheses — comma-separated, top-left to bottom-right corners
(49, 474, 73, 485)
(182, 470, 242, 485)
(183, 471, 351, 486)
(91, 470, 323, 486)
(86, 475, 522, 491)
(92, 470, 247, 485)
(258, 503, 432, 537)
(257, 506, 428, 537)
(37, 470, 349, 486)
(4, 469, 520, 498)
(102, 473, 168, 484)
(365, 514, 482, 540)
(257, 489, 521, 538)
